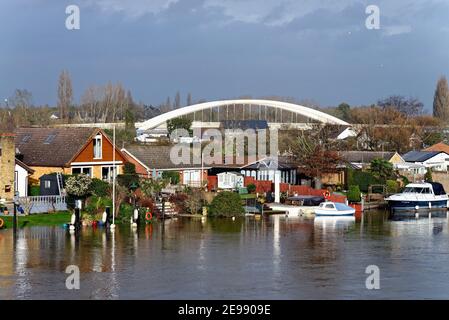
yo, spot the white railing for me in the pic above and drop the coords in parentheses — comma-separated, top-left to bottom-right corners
(17, 195, 68, 214)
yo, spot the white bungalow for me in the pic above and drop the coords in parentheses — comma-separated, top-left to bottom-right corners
(217, 172, 244, 190)
(15, 159, 34, 197)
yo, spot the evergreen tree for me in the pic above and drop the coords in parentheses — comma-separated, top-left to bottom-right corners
(433, 76, 449, 121)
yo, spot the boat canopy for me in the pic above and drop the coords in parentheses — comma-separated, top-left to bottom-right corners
(430, 182, 446, 195)
(334, 202, 352, 211)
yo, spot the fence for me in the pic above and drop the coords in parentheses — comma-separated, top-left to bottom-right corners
(18, 195, 68, 214)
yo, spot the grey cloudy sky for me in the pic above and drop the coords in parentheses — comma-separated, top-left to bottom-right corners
(1, 0, 448, 110)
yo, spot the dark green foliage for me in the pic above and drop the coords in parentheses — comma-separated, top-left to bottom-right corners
(29, 185, 40, 196)
(123, 162, 136, 174)
(167, 117, 192, 136)
(347, 185, 361, 203)
(208, 191, 245, 218)
(246, 183, 256, 194)
(119, 203, 134, 223)
(401, 175, 410, 187)
(347, 168, 382, 193)
(85, 195, 113, 215)
(386, 180, 399, 193)
(89, 178, 110, 197)
(370, 158, 394, 180)
(117, 163, 139, 190)
(336, 102, 351, 122)
(425, 168, 433, 182)
(162, 171, 180, 185)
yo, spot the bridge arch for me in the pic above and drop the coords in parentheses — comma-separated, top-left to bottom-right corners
(138, 99, 348, 130)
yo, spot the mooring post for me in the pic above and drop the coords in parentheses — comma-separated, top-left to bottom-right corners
(74, 207, 81, 229)
(105, 206, 111, 228)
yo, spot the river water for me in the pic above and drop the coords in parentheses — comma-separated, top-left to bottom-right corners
(1, 211, 449, 299)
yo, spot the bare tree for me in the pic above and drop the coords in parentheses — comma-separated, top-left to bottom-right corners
(187, 92, 192, 106)
(174, 91, 181, 109)
(378, 95, 423, 117)
(57, 70, 73, 122)
(80, 85, 101, 122)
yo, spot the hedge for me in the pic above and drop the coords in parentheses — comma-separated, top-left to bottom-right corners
(347, 168, 382, 193)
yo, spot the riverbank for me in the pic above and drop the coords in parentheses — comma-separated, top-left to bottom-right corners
(0, 212, 71, 229)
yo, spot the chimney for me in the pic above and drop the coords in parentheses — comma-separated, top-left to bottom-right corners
(0, 133, 16, 201)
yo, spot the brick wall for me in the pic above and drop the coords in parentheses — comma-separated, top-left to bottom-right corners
(0, 134, 16, 200)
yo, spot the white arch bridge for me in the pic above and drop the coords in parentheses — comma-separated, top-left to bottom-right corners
(136, 99, 348, 131)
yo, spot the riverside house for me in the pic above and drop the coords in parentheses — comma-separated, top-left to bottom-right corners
(121, 145, 210, 186)
(15, 127, 126, 184)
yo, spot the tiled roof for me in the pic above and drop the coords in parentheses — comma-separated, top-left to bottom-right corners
(423, 142, 449, 154)
(15, 127, 99, 167)
(123, 145, 207, 170)
(402, 151, 443, 162)
(337, 151, 396, 163)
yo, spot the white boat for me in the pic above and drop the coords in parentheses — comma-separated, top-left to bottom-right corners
(314, 202, 355, 217)
(385, 182, 449, 211)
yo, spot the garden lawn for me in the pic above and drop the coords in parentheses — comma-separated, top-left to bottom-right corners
(0, 211, 71, 229)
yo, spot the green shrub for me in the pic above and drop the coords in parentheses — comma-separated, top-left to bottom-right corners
(401, 175, 410, 187)
(162, 171, 180, 185)
(347, 168, 381, 193)
(123, 162, 136, 174)
(29, 185, 40, 196)
(65, 174, 92, 198)
(425, 168, 433, 182)
(90, 178, 110, 197)
(85, 195, 112, 215)
(117, 173, 139, 189)
(119, 203, 134, 223)
(208, 191, 245, 218)
(347, 185, 361, 203)
(386, 180, 399, 193)
(246, 183, 256, 194)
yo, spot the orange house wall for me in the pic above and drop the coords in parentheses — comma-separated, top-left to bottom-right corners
(70, 133, 125, 179)
(73, 135, 125, 163)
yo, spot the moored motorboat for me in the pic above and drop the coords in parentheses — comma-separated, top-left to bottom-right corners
(314, 202, 355, 217)
(385, 182, 449, 211)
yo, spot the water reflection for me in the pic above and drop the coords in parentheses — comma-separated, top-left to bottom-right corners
(2, 211, 449, 299)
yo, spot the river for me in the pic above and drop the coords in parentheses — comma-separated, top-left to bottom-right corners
(1, 211, 449, 299)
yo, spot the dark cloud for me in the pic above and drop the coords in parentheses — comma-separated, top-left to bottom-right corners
(0, 0, 448, 111)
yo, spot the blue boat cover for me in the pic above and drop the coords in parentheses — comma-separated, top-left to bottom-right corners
(334, 202, 352, 211)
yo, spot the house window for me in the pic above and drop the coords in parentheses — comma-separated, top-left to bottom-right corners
(72, 167, 92, 177)
(93, 134, 102, 159)
(102, 166, 116, 183)
(44, 134, 57, 144)
(44, 180, 51, 189)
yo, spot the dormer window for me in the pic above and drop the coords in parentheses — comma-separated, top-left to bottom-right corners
(93, 134, 102, 159)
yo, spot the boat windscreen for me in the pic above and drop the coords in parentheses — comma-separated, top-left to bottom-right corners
(403, 187, 430, 194)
